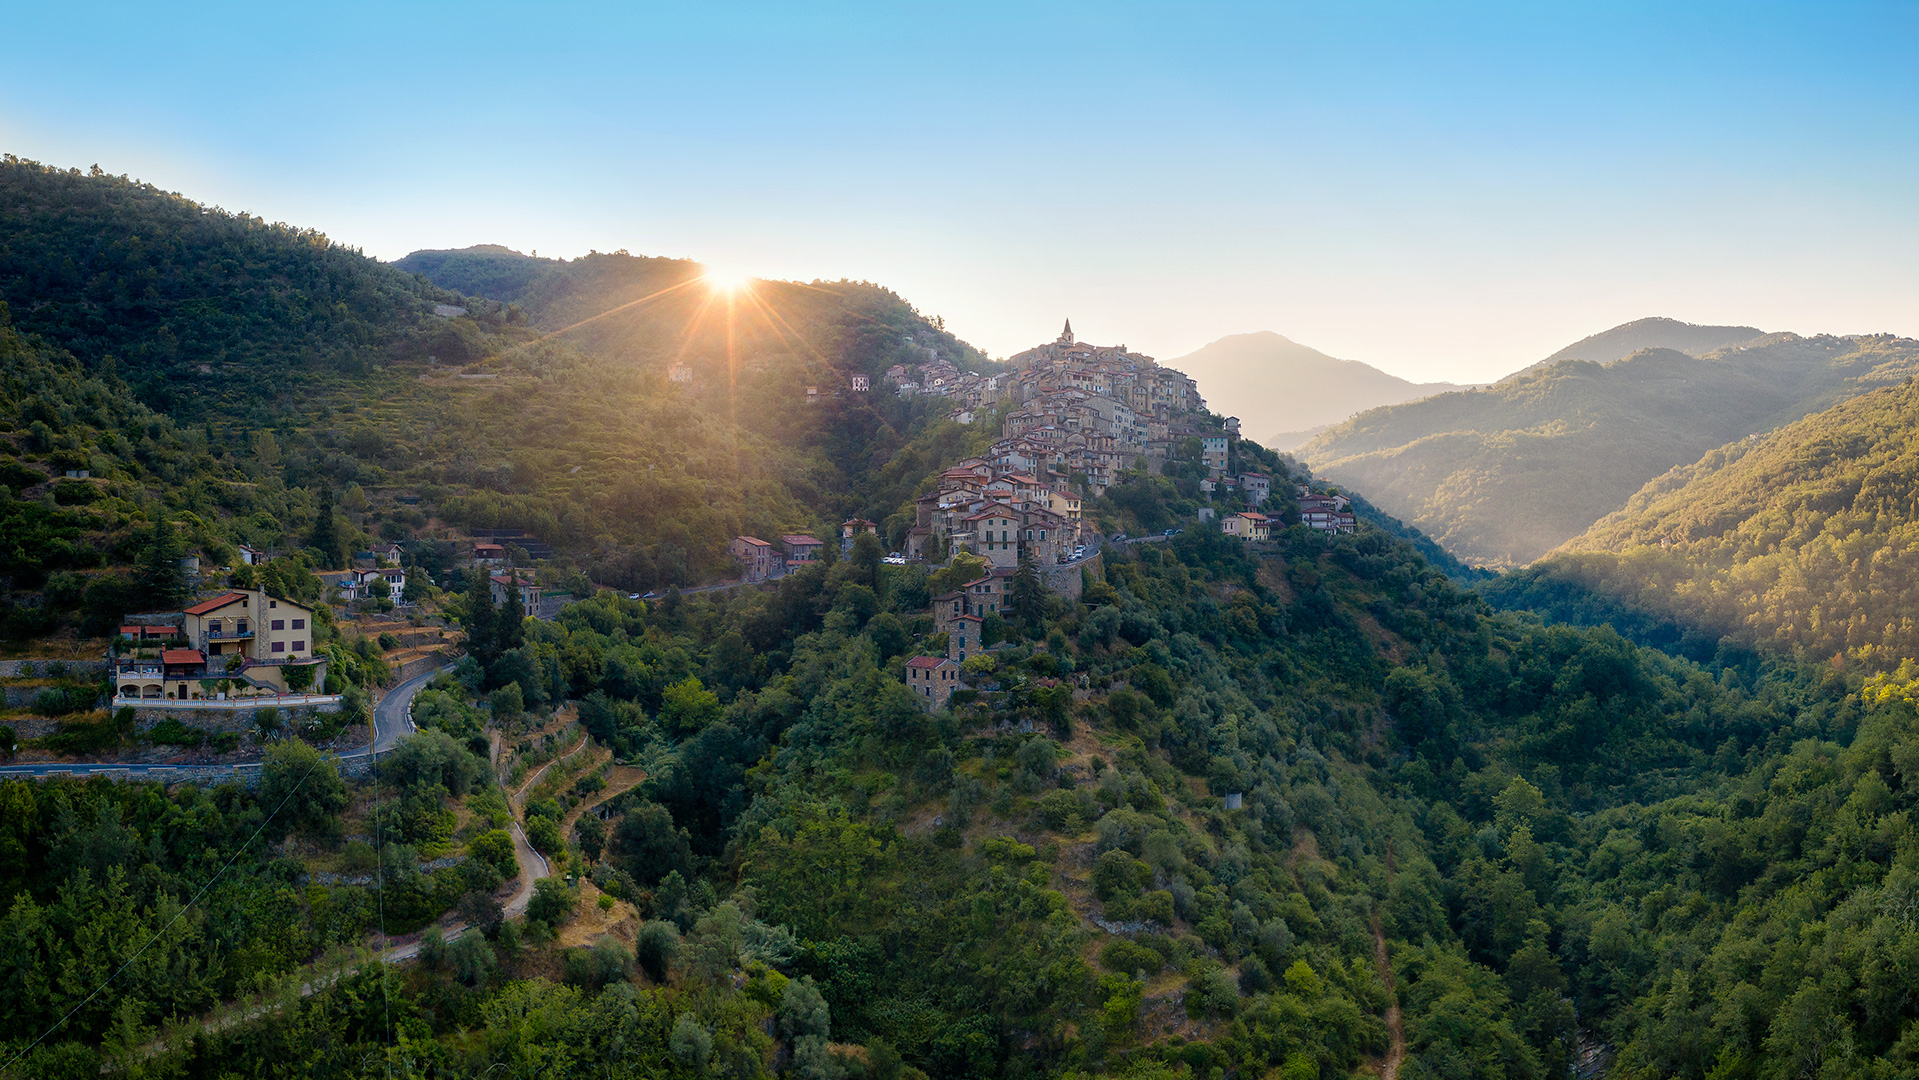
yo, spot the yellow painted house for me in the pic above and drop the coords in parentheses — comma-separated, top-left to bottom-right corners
(115, 588, 328, 701)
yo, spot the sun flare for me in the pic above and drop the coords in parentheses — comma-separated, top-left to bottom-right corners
(703, 268, 750, 294)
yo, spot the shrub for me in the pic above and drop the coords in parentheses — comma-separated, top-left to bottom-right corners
(526, 815, 563, 856)
(526, 877, 576, 927)
(1093, 849, 1146, 902)
(468, 830, 518, 878)
(636, 920, 678, 982)
(563, 938, 631, 990)
(1099, 939, 1165, 977)
(1037, 789, 1083, 832)
(149, 718, 204, 747)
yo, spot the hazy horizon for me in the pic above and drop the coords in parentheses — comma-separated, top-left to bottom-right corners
(7, 2, 1916, 382)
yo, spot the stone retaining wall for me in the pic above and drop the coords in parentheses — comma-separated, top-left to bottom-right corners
(0, 659, 109, 678)
(390, 650, 454, 685)
(1040, 553, 1097, 602)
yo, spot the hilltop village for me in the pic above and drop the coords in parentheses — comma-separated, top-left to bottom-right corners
(731, 322, 1361, 710)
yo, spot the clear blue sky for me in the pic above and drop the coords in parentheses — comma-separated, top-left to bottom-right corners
(5, 1, 1916, 380)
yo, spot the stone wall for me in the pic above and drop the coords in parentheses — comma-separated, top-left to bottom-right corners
(0, 659, 108, 678)
(1040, 553, 1097, 602)
(390, 651, 454, 685)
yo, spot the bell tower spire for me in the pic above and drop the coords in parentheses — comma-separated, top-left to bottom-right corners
(1059, 318, 1074, 344)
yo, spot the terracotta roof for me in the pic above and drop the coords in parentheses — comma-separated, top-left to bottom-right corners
(734, 535, 772, 547)
(905, 656, 948, 670)
(160, 649, 205, 665)
(473, 543, 505, 552)
(781, 535, 823, 546)
(952, 614, 984, 623)
(183, 592, 246, 616)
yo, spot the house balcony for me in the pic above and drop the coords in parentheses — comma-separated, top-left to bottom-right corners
(204, 628, 254, 640)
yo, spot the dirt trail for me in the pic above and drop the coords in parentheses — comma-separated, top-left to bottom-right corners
(1374, 844, 1406, 1080)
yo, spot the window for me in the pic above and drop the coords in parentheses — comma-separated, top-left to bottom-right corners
(292, 641, 305, 652)
(292, 619, 305, 630)
(271, 619, 285, 631)
(269, 600, 277, 609)
(272, 641, 285, 653)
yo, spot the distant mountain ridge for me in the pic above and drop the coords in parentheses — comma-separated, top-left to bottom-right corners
(1166, 331, 1465, 450)
(1499, 316, 1765, 383)
(1299, 322, 1919, 566)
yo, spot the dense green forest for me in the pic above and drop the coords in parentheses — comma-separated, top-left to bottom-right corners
(1300, 333, 1919, 566)
(11, 489, 1919, 1079)
(1500, 376, 1919, 673)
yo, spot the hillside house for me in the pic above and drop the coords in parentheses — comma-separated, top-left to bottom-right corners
(840, 518, 879, 552)
(116, 589, 328, 700)
(1222, 512, 1271, 541)
(490, 572, 542, 611)
(1302, 509, 1358, 534)
(932, 590, 967, 634)
(782, 535, 825, 564)
(1239, 473, 1270, 505)
(948, 613, 983, 661)
(472, 542, 507, 567)
(964, 575, 1002, 615)
(1202, 436, 1229, 475)
(964, 504, 1023, 568)
(730, 536, 780, 583)
(905, 655, 963, 712)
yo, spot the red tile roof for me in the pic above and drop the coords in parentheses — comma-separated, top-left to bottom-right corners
(782, 535, 823, 546)
(734, 535, 772, 547)
(952, 614, 983, 623)
(183, 592, 246, 616)
(160, 649, 205, 665)
(905, 656, 948, 670)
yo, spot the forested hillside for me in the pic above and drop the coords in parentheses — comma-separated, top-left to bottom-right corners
(0, 163, 997, 620)
(1498, 377, 1919, 672)
(1299, 333, 1919, 565)
(12, 487, 1919, 1079)
(0, 158, 505, 419)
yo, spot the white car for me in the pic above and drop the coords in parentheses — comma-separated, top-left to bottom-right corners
(883, 553, 907, 565)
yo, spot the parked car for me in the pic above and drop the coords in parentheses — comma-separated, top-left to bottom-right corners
(883, 553, 907, 565)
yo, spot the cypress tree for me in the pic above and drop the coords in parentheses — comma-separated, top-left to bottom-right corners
(497, 567, 527, 653)
(309, 487, 345, 569)
(134, 515, 190, 610)
(465, 567, 498, 667)
(1013, 552, 1045, 628)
